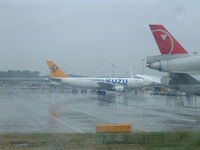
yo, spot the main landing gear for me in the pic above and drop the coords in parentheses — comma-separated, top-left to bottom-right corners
(72, 89, 78, 94)
(97, 90, 106, 96)
(81, 90, 87, 94)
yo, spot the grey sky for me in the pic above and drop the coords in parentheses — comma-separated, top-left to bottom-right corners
(1, 0, 200, 76)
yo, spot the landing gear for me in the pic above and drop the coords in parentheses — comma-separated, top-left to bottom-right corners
(81, 90, 87, 94)
(135, 90, 138, 95)
(102, 91, 106, 95)
(97, 90, 106, 95)
(72, 89, 78, 94)
(90, 90, 96, 94)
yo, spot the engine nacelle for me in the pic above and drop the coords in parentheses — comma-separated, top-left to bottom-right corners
(148, 60, 168, 72)
(147, 56, 200, 73)
(114, 86, 124, 92)
(148, 61, 161, 70)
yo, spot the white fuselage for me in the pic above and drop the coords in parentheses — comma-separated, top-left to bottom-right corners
(57, 77, 153, 90)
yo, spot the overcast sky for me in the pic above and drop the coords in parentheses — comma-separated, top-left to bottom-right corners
(1, 0, 200, 76)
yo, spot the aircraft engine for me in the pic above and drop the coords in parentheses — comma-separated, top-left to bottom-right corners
(148, 60, 168, 71)
(147, 57, 200, 73)
(114, 86, 124, 92)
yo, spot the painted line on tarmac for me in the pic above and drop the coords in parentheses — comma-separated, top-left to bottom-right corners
(37, 110, 84, 133)
(18, 99, 84, 133)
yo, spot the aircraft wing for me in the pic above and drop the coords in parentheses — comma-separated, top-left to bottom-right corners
(169, 73, 200, 85)
(97, 82, 114, 91)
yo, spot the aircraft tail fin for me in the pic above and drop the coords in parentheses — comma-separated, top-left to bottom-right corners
(149, 24, 188, 55)
(46, 61, 70, 78)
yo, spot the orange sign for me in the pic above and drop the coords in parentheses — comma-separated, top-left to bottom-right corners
(96, 124, 132, 133)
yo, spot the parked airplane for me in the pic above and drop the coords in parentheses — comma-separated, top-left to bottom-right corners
(135, 74, 161, 85)
(47, 61, 158, 95)
(147, 24, 200, 95)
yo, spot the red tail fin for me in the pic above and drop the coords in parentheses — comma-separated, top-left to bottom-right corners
(149, 25, 188, 55)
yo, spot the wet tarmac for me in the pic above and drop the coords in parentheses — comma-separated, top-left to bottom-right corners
(0, 88, 200, 133)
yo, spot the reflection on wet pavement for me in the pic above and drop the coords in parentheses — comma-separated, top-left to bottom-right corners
(0, 88, 200, 133)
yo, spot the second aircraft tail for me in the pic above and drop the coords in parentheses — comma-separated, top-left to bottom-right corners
(149, 24, 188, 55)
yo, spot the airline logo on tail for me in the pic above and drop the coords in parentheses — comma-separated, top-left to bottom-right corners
(161, 34, 167, 40)
(51, 64, 58, 72)
(149, 25, 188, 55)
(47, 61, 70, 78)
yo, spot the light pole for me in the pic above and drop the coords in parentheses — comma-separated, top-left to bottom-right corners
(112, 64, 116, 77)
(141, 59, 145, 74)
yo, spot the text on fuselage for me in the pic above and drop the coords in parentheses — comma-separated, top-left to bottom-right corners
(105, 79, 128, 85)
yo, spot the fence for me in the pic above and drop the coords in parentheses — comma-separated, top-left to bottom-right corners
(100, 132, 200, 144)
